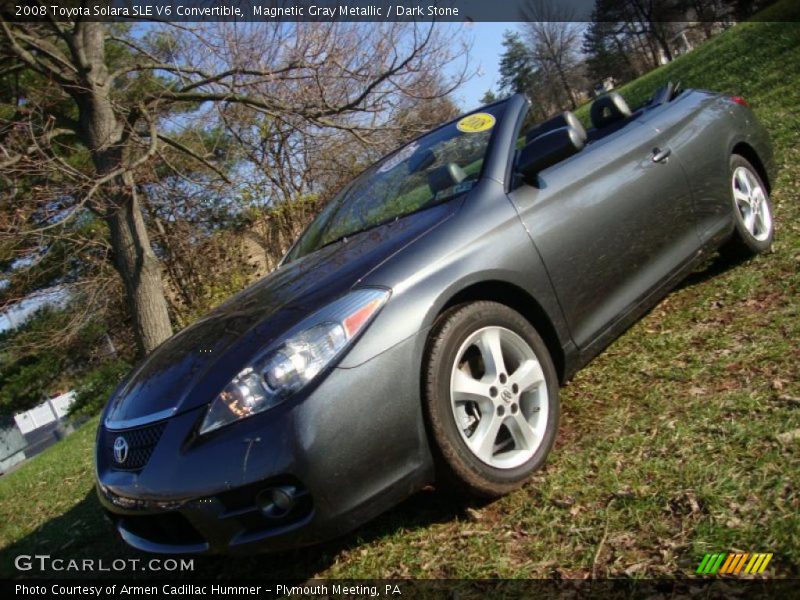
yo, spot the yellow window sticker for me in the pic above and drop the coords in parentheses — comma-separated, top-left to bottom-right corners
(456, 112, 496, 133)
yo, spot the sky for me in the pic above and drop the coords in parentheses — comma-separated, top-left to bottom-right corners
(450, 22, 516, 110)
(0, 287, 68, 333)
(450, 20, 590, 110)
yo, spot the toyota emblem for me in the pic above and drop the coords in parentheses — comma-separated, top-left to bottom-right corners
(113, 436, 129, 464)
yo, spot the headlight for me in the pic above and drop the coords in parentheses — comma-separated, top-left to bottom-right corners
(199, 288, 390, 435)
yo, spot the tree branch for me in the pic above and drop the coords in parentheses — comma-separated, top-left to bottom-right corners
(156, 133, 231, 183)
(0, 127, 76, 169)
(0, 18, 75, 84)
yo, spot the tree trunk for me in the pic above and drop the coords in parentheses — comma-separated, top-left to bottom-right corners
(652, 31, 674, 63)
(71, 22, 173, 356)
(645, 35, 661, 67)
(627, 24, 660, 69)
(613, 35, 637, 77)
(555, 64, 577, 109)
(106, 189, 174, 355)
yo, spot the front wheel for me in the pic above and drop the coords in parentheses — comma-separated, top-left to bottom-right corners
(722, 154, 774, 257)
(423, 301, 560, 498)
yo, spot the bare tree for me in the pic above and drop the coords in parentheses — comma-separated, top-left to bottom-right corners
(523, 1, 584, 110)
(0, 16, 468, 356)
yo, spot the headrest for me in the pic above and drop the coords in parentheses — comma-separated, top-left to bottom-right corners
(428, 163, 467, 193)
(516, 126, 585, 177)
(526, 111, 587, 144)
(590, 92, 632, 129)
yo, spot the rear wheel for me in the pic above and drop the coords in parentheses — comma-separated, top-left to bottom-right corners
(423, 301, 560, 498)
(723, 154, 773, 257)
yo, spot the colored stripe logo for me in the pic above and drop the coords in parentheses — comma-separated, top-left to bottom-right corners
(696, 552, 773, 575)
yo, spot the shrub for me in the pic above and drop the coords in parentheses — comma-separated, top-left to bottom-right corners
(68, 359, 131, 418)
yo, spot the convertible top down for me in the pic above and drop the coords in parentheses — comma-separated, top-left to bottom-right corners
(97, 85, 775, 554)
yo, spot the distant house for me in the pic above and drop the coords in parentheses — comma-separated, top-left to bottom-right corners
(592, 77, 616, 98)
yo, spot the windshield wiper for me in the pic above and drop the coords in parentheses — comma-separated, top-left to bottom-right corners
(316, 218, 399, 252)
(317, 233, 351, 250)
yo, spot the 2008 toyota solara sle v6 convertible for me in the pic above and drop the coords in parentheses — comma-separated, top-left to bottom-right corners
(97, 84, 775, 554)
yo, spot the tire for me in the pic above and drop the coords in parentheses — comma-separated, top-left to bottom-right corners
(423, 301, 560, 498)
(722, 154, 774, 258)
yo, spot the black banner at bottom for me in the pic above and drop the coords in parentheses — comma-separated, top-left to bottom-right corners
(4, 579, 800, 599)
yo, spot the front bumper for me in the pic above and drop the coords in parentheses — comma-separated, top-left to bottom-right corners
(96, 332, 433, 554)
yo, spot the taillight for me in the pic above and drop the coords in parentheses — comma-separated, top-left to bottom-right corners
(730, 96, 749, 107)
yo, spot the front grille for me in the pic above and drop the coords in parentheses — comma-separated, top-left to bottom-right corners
(103, 421, 167, 472)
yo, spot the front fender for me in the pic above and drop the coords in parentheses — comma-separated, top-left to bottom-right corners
(726, 100, 776, 187)
(340, 180, 569, 369)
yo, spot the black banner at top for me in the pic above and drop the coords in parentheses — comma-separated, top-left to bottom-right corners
(4, 0, 790, 23)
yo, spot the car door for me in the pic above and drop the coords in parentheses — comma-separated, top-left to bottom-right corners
(507, 119, 698, 350)
(636, 91, 733, 245)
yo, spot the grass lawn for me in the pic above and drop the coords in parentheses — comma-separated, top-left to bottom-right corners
(1, 1, 799, 579)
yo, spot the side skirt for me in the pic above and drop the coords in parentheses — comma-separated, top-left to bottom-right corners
(562, 244, 713, 382)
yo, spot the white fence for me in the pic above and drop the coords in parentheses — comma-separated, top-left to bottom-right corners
(13, 391, 75, 434)
(1, 391, 78, 474)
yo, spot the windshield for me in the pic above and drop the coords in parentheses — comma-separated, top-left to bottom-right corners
(286, 102, 506, 261)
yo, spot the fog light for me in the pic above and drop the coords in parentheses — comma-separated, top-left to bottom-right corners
(256, 486, 296, 518)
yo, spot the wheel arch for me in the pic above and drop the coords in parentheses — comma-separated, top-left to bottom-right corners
(732, 141, 771, 193)
(431, 280, 566, 382)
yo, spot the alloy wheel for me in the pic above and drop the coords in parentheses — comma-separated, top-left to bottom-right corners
(732, 165, 772, 242)
(449, 326, 549, 469)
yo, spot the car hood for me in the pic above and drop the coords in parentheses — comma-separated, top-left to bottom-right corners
(103, 201, 458, 428)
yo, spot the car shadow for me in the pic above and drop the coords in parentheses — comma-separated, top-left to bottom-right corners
(0, 486, 487, 580)
(195, 486, 489, 579)
(675, 250, 750, 292)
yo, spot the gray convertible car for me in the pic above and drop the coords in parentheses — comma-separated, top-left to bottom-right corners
(97, 84, 775, 554)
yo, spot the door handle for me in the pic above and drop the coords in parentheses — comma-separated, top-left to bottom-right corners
(651, 147, 672, 163)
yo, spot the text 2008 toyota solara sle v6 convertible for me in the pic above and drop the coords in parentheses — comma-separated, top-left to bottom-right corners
(97, 84, 775, 554)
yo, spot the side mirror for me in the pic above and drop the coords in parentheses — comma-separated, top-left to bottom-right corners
(516, 126, 585, 180)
